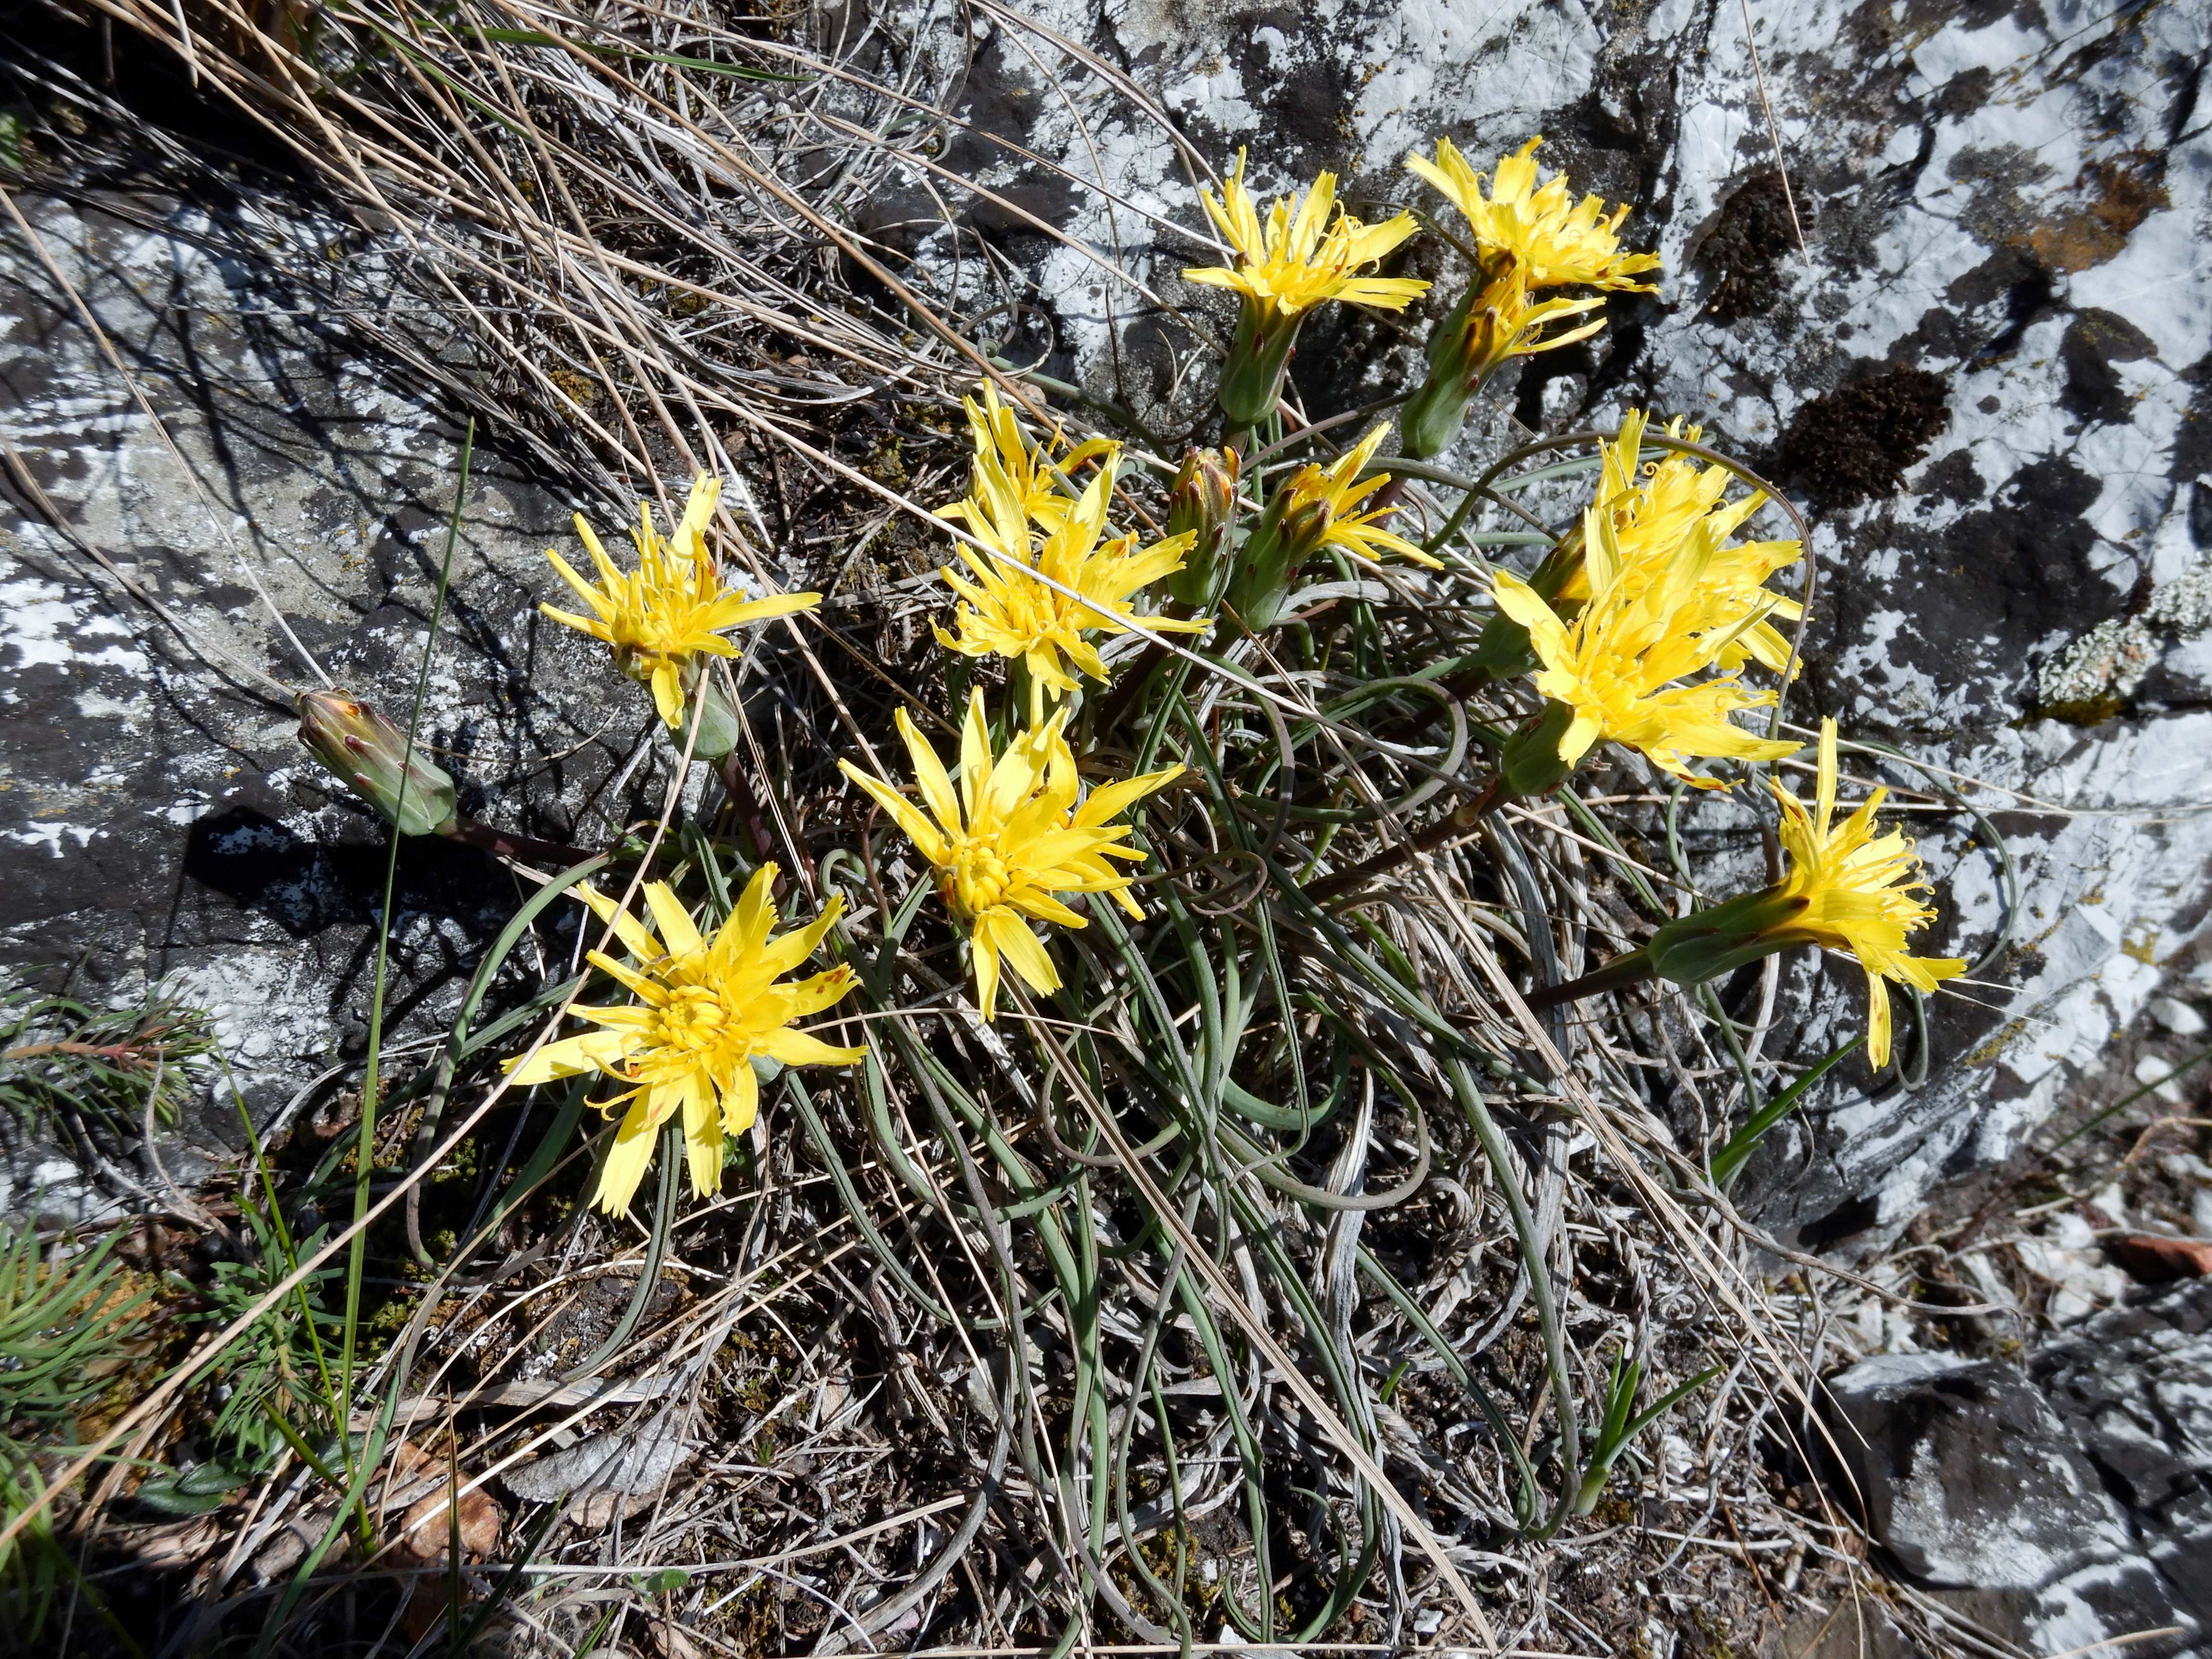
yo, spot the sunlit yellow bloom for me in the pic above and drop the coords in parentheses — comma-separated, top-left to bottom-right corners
(1406, 137, 1659, 291)
(1274, 424, 1443, 571)
(542, 474, 820, 727)
(503, 868, 863, 1214)
(938, 383, 1117, 539)
(1491, 506, 1798, 788)
(1184, 151, 1429, 323)
(936, 459, 1204, 722)
(1553, 411, 1803, 673)
(838, 693, 1181, 1020)
(1766, 720, 1967, 1066)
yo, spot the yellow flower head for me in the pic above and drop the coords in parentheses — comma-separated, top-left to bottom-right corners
(504, 867, 864, 1214)
(1185, 150, 1430, 324)
(542, 474, 822, 727)
(1406, 136, 1660, 292)
(938, 383, 1116, 539)
(1273, 423, 1443, 571)
(1768, 720, 1967, 1067)
(1491, 506, 1799, 788)
(1555, 410, 1804, 674)
(936, 458, 1206, 721)
(838, 692, 1181, 1020)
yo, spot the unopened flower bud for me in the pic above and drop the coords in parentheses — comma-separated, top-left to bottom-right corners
(1402, 257, 1606, 461)
(1164, 447, 1241, 609)
(297, 689, 458, 838)
(1401, 262, 1527, 461)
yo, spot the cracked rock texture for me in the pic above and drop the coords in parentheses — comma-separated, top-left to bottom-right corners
(913, 0, 2212, 1250)
(1823, 1283, 2212, 1658)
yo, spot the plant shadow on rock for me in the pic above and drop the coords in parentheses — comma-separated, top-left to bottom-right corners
(182, 804, 521, 938)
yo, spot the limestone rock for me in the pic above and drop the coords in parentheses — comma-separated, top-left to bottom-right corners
(1822, 1351, 2131, 1590)
(1822, 1284, 2212, 1656)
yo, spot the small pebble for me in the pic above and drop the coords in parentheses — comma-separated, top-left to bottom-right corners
(2149, 997, 2208, 1037)
(2134, 1055, 2186, 1103)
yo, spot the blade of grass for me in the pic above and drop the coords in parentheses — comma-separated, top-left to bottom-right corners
(339, 417, 472, 1537)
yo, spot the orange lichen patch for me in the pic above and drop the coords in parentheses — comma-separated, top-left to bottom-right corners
(2026, 153, 2169, 274)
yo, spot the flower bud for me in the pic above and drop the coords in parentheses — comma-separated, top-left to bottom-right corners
(1226, 481, 1332, 631)
(297, 690, 458, 837)
(1217, 301, 1299, 431)
(1401, 262, 1527, 461)
(1401, 257, 1606, 461)
(1645, 889, 1814, 987)
(675, 670, 744, 763)
(1164, 447, 1242, 609)
(1497, 697, 1582, 799)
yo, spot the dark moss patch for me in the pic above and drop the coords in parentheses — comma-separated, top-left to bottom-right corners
(1778, 363, 1950, 506)
(1695, 170, 1800, 322)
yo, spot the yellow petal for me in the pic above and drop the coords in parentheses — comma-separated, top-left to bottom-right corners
(726, 863, 779, 958)
(899, 705, 962, 836)
(576, 884, 663, 962)
(641, 881, 704, 957)
(760, 1026, 868, 1067)
(984, 909, 1060, 998)
(683, 1071, 722, 1199)
(838, 760, 951, 865)
(593, 1096, 661, 1215)
(650, 661, 685, 727)
(503, 1028, 632, 1086)
(1489, 570, 1569, 666)
(715, 591, 820, 627)
(969, 926, 1003, 1022)
(722, 1057, 760, 1135)
(538, 604, 611, 642)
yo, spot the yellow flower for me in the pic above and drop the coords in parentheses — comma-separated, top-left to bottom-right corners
(1556, 410, 1803, 674)
(1398, 260, 1609, 458)
(542, 474, 821, 727)
(503, 867, 863, 1214)
(1406, 137, 1659, 291)
(1490, 505, 1798, 788)
(1274, 423, 1443, 571)
(938, 383, 1116, 539)
(838, 693, 1181, 1020)
(1184, 151, 1429, 324)
(936, 459, 1205, 722)
(1766, 720, 1967, 1066)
